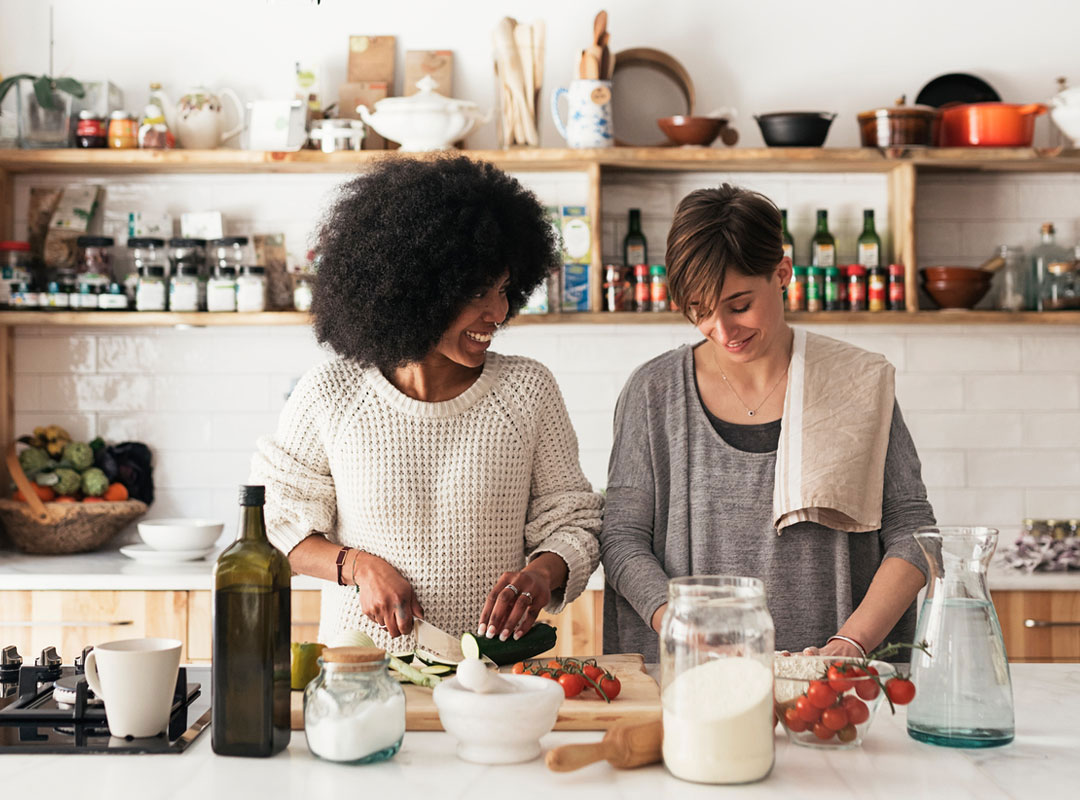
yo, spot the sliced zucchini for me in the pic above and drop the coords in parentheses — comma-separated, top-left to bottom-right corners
(413, 648, 460, 668)
(420, 664, 454, 675)
(459, 622, 558, 667)
(390, 651, 414, 664)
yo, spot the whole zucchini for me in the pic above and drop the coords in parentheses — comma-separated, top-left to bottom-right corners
(460, 622, 558, 666)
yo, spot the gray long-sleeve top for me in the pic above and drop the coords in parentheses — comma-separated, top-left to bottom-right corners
(600, 345, 934, 662)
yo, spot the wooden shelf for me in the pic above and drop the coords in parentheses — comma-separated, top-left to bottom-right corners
(3, 147, 1080, 175)
(2, 309, 1078, 327)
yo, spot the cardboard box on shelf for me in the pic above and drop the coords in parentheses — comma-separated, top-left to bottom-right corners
(560, 206, 591, 264)
(347, 35, 396, 82)
(404, 50, 453, 95)
(562, 263, 590, 312)
(339, 81, 390, 150)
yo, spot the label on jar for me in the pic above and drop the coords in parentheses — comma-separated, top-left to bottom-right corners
(207, 279, 237, 312)
(787, 280, 805, 312)
(45, 292, 69, 308)
(858, 243, 880, 267)
(169, 279, 200, 312)
(136, 280, 167, 311)
(98, 293, 128, 310)
(236, 276, 266, 312)
(812, 243, 835, 267)
(650, 279, 668, 310)
(868, 275, 887, 311)
(626, 244, 646, 266)
(293, 284, 313, 312)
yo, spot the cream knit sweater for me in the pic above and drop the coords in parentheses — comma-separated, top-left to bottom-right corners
(250, 352, 603, 650)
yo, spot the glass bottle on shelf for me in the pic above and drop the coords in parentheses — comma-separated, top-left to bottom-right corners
(824, 266, 843, 311)
(809, 210, 835, 268)
(780, 209, 794, 263)
(212, 485, 291, 757)
(995, 245, 1027, 311)
(1040, 261, 1074, 310)
(1029, 223, 1070, 311)
(887, 264, 906, 310)
(806, 267, 824, 312)
(624, 209, 647, 268)
(856, 209, 882, 268)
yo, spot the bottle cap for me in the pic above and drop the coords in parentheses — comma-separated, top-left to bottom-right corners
(888, 264, 905, 276)
(239, 485, 265, 506)
(808, 266, 824, 276)
(128, 238, 166, 249)
(825, 267, 840, 277)
(792, 266, 807, 276)
(634, 264, 649, 277)
(847, 264, 867, 276)
(649, 264, 666, 276)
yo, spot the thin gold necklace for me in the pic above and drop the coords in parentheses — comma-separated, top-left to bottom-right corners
(713, 342, 791, 418)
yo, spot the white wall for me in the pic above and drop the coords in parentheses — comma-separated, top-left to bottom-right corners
(0, 0, 1076, 149)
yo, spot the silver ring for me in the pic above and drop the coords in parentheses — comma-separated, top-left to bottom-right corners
(505, 583, 520, 596)
(520, 591, 533, 601)
(377, 624, 387, 629)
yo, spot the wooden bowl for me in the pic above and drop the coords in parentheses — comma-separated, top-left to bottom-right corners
(921, 265, 992, 283)
(657, 116, 724, 147)
(922, 278, 991, 309)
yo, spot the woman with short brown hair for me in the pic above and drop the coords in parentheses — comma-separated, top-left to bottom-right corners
(600, 184, 934, 662)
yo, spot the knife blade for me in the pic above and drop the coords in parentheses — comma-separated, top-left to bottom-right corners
(413, 619, 496, 667)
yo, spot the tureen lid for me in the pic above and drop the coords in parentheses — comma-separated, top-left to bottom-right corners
(369, 75, 478, 113)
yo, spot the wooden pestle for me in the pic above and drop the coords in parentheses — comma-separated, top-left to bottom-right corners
(545, 718, 663, 772)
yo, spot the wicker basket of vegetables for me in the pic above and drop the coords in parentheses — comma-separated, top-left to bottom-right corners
(0, 427, 152, 555)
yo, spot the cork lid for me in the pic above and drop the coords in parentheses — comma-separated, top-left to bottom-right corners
(322, 646, 385, 663)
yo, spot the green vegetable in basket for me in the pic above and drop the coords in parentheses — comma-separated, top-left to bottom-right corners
(62, 441, 94, 471)
(18, 447, 50, 476)
(80, 467, 109, 497)
(34, 471, 59, 487)
(53, 468, 82, 496)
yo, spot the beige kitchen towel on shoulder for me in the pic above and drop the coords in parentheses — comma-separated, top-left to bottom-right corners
(774, 328, 895, 533)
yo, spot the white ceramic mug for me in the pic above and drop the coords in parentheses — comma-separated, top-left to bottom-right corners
(551, 79, 614, 149)
(83, 637, 182, 738)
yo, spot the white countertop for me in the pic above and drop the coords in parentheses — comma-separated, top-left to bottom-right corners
(0, 549, 609, 592)
(0, 549, 1074, 593)
(2, 663, 1076, 798)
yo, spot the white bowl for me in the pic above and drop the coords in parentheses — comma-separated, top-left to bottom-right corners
(432, 674, 563, 764)
(1051, 105, 1080, 146)
(137, 518, 224, 552)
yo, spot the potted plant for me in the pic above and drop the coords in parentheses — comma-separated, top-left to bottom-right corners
(0, 74, 84, 148)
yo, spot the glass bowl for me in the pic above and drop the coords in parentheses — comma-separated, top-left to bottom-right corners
(774, 655, 896, 749)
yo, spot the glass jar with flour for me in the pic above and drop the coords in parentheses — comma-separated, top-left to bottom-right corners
(303, 646, 405, 764)
(660, 576, 775, 784)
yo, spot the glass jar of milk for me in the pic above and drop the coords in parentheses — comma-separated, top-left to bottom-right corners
(660, 576, 775, 784)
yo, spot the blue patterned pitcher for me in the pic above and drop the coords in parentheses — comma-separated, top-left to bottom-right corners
(551, 80, 614, 149)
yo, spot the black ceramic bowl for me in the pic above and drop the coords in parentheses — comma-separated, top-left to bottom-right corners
(755, 112, 836, 147)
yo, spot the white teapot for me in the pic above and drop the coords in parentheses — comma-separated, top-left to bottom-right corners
(1050, 85, 1080, 146)
(356, 76, 490, 151)
(157, 85, 244, 149)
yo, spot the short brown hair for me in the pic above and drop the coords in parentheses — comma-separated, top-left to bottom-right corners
(665, 184, 783, 319)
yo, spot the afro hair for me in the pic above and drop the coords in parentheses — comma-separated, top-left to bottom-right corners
(310, 155, 560, 370)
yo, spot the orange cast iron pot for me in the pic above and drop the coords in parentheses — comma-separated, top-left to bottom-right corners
(939, 102, 1047, 147)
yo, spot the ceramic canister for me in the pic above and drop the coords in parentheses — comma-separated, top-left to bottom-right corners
(551, 80, 614, 149)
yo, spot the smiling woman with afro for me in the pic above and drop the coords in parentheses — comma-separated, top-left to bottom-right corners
(250, 155, 603, 652)
(311, 155, 558, 369)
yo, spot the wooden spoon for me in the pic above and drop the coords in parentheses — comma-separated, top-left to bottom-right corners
(978, 255, 1007, 272)
(593, 9, 608, 46)
(546, 718, 662, 772)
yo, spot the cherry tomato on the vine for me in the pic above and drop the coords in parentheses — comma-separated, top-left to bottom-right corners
(836, 724, 858, 743)
(827, 664, 855, 693)
(885, 677, 916, 705)
(511, 662, 526, 674)
(598, 674, 621, 701)
(841, 694, 870, 725)
(807, 680, 838, 709)
(558, 672, 585, 698)
(783, 706, 807, 732)
(812, 722, 835, 740)
(821, 705, 849, 731)
(582, 664, 604, 682)
(795, 695, 822, 723)
(855, 665, 881, 700)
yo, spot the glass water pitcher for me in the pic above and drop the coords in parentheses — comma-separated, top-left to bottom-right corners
(907, 526, 1015, 748)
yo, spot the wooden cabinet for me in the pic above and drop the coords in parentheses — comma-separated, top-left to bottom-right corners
(995, 590, 1080, 663)
(0, 590, 189, 662)
(186, 589, 323, 663)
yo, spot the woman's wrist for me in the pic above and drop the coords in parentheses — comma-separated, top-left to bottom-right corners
(524, 552, 568, 591)
(827, 634, 868, 658)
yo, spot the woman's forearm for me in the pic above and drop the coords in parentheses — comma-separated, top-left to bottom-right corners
(525, 551, 568, 591)
(837, 557, 926, 653)
(288, 534, 360, 584)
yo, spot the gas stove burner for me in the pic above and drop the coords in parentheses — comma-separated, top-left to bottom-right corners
(52, 676, 102, 708)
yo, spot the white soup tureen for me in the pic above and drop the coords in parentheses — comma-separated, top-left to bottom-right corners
(356, 76, 491, 151)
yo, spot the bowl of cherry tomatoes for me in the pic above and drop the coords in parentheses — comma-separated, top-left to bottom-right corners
(774, 655, 913, 749)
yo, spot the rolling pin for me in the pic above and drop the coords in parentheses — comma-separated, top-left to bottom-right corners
(545, 718, 663, 772)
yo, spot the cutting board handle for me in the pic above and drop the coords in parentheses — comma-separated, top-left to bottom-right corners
(546, 741, 611, 772)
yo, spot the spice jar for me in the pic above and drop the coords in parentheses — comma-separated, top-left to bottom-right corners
(293, 275, 313, 312)
(75, 111, 108, 148)
(236, 265, 267, 312)
(44, 280, 70, 309)
(996, 245, 1028, 312)
(847, 264, 867, 311)
(634, 263, 651, 312)
(824, 266, 843, 311)
(209, 236, 249, 273)
(887, 264, 906, 310)
(868, 266, 887, 311)
(128, 237, 167, 275)
(135, 265, 168, 311)
(603, 264, 632, 312)
(98, 282, 130, 310)
(207, 264, 238, 312)
(0, 241, 32, 308)
(303, 646, 405, 764)
(650, 265, 669, 312)
(169, 264, 201, 312)
(806, 267, 824, 312)
(169, 238, 207, 309)
(10, 281, 39, 309)
(660, 577, 775, 784)
(107, 111, 138, 149)
(73, 278, 104, 310)
(788, 266, 807, 312)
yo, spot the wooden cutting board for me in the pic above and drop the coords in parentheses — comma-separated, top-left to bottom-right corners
(290, 653, 660, 732)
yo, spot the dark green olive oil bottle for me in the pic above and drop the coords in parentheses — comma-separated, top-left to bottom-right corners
(212, 485, 291, 757)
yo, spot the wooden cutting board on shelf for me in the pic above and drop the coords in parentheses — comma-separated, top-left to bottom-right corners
(290, 652, 660, 732)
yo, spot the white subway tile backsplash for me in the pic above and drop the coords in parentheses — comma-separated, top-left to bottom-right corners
(152, 374, 271, 412)
(14, 376, 40, 410)
(907, 336, 1021, 373)
(153, 450, 254, 490)
(1021, 413, 1080, 448)
(1023, 490, 1080, 520)
(906, 413, 1022, 450)
(916, 180, 1019, 221)
(12, 413, 95, 442)
(927, 488, 1025, 528)
(967, 450, 1080, 488)
(964, 374, 1080, 411)
(210, 413, 282, 452)
(1021, 336, 1080, 372)
(38, 375, 153, 412)
(15, 336, 96, 374)
(918, 451, 966, 488)
(894, 374, 964, 411)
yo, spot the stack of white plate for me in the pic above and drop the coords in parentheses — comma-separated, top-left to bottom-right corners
(120, 519, 224, 564)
